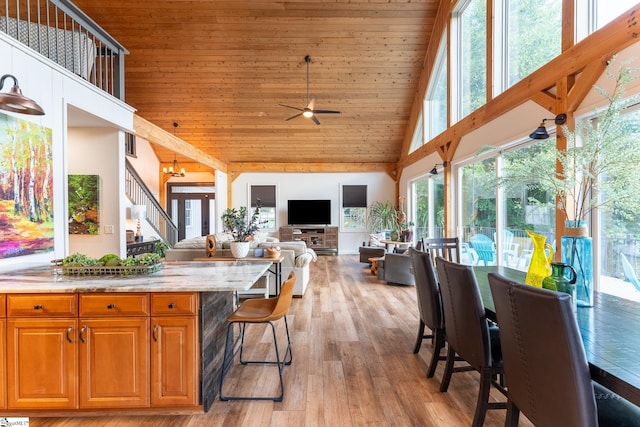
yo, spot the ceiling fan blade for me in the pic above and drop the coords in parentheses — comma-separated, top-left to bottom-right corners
(279, 103, 304, 112)
(313, 109, 341, 114)
(311, 115, 321, 125)
(306, 96, 316, 111)
(285, 113, 303, 121)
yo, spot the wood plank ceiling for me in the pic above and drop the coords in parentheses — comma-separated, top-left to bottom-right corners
(72, 0, 440, 170)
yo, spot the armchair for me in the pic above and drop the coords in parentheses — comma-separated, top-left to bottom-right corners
(377, 249, 415, 286)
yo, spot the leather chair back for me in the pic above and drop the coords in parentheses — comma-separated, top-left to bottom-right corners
(435, 257, 493, 370)
(488, 273, 598, 427)
(410, 249, 442, 332)
(422, 237, 461, 263)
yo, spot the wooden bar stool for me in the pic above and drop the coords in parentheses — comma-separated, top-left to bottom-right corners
(219, 271, 296, 402)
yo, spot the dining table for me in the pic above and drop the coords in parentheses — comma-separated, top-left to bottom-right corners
(474, 266, 640, 407)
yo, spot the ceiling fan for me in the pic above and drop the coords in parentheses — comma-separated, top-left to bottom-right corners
(279, 55, 341, 125)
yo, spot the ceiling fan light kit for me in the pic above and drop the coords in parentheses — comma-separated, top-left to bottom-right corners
(279, 55, 340, 125)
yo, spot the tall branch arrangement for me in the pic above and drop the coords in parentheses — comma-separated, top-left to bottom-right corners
(500, 56, 640, 224)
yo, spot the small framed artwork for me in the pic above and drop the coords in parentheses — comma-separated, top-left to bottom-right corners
(68, 174, 100, 235)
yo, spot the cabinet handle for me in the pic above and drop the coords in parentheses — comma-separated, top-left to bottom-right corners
(107, 303, 116, 309)
(34, 304, 43, 310)
(153, 324, 159, 342)
(79, 325, 87, 343)
(168, 303, 175, 309)
(67, 326, 73, 343)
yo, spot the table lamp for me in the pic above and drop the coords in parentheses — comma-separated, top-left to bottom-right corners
(131, 205, 146, 242)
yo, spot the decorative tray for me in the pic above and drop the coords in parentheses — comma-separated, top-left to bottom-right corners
(50, 260, 163, 276)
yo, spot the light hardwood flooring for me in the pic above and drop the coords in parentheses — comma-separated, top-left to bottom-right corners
(30, 255, 533, 427)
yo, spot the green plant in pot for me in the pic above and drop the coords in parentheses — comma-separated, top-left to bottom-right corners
(221, 201, 261, 258)
(366, 201, 398, 238)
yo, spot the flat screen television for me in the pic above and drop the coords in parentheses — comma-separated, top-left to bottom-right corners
(287, 200, 331, 225)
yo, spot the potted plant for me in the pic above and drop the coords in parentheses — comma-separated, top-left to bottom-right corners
(366, 201, 399, 238)
(221, 202, 261, 258)
(499, 56, 640, 306)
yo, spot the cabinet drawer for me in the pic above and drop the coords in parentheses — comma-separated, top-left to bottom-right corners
(79, 293, 149, 316)
(151, 293, 198, 315)
(7, 294, 78, 317)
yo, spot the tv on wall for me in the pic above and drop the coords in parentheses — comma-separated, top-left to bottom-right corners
(287, 200, 331, 225)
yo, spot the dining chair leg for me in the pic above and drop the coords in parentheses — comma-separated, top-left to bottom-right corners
(505, 401, 520, 427)
(426, 327, 445, 378)
(413, 320, 426, 354)
(471, 368, 493, 427)
(439, 346, 457, 392)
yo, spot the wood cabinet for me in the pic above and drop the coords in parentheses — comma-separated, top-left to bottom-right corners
(150, 293, 199, 407)
(6, 294, 78, 410)
(79, 317, 149, 408)
(0, 291, 202, 413)
(279, 226, 338, 253)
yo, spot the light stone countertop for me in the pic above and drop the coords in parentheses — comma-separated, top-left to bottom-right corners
(0, 261, 271, 293)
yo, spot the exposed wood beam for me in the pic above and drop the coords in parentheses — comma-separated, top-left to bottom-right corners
(133, 114, 227, 173)
(226, 162, 397, 182)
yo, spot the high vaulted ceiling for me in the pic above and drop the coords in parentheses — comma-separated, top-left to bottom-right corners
(72, 0, 440, 170)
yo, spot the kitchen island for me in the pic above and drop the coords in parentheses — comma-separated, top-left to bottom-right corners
(0, 261, 270, 416)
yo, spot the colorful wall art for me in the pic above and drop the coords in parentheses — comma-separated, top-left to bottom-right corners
(0, 113, 54, 259)
(68, 174, 100, 234)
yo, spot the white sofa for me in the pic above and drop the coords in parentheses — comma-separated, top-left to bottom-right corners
(164, 236, 316, 296)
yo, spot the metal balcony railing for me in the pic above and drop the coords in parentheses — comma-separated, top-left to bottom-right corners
(1, 0, 127, 100)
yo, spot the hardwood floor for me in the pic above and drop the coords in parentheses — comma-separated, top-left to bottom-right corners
(30, 255, 532, 426)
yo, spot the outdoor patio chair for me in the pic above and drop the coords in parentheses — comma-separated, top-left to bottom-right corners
(470, 233, 496, 266)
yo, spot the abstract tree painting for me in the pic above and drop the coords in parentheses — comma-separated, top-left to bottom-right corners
(0, 113, 54, 259)
(68, 174, 99, 235)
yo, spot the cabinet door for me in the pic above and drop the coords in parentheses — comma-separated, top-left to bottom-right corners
(151, 316, 198, 407)
(6, 318, 78, 409)
(0, 319, 5, 409)
(79, 317, 149, 408)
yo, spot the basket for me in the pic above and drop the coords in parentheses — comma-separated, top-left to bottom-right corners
(51, 260, 163, 276)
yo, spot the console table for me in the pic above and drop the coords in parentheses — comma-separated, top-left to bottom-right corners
(279, 226, 338, 253)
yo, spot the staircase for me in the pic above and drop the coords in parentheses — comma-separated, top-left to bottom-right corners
(125, 159, 178, 246)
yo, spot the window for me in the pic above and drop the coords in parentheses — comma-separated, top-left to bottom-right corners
(459, 157, 496, 265)
(411, 173, 444, 241)
(250, 185, 276, 230)
(409, 112, 424, 153)
(342, 185, 367, 230)
(498, 0, 561, 91)
(456, 0, 487, 119)
(425, 33, 448, 139)
(125, 132, 136, 157)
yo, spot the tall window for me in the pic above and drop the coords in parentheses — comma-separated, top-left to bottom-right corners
(456, 0, 487, 119)
(501, 140, 557, 269)
(409, 113, 424, 153)
(501, 0, 561, 90)
(250, 185, 276, 230)
(342, 185, 367, 230)
(425, 33, 448, 139)
(460, 158, 496, 265)
(412, 173, 445, 241)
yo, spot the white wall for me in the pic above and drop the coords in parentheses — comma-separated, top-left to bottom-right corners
(0, 33, 135, 270)
(231, 171, 395, 254)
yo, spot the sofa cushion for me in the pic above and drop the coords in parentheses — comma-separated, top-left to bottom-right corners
(173, 236, 207, 249)
(258, 241, 308, 258)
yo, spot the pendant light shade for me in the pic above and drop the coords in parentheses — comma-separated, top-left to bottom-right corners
(529, 114, 567, 140)
(0, 74, 45, 115)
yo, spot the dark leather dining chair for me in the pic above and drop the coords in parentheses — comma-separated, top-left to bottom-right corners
(435, 257, 506, 427)
(409, 248, 445, 377)
(488, 273, 640, 427)
(422, 237, 461, 263)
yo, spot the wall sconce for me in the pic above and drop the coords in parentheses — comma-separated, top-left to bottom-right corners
(0, 74, 45, 115)
(163, 122, 186, 177)
(529, 113, 567, 139)
(131, 205, 147, 242)
(430, 161, 448, 175)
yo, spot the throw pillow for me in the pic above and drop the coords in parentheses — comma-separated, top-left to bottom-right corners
(369, 232, 386, 247)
